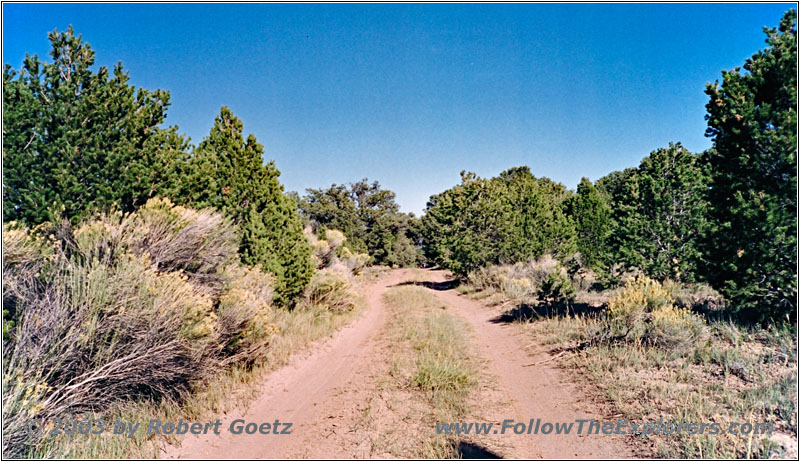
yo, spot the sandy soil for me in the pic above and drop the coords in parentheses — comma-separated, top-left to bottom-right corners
(422, 269, 634, 459)
(162, 268, 633, 459)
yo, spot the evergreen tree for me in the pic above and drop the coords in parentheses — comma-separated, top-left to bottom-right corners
(702, 10, 797, 321)
(566, 177, 612, 270)
(300, 179, 419, 267)
(421, 167, 577, 276)
(180, 107, 312, 305)
(598, 144, 710, 282)
(3, 26, 188, 225)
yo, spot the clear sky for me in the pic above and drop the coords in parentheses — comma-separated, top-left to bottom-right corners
(3, 3, 794, 214)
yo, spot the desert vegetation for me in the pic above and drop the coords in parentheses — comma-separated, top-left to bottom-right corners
(422, 10, 797, 322)
(299, 179, 421, 268)
(1, 27, 387, 458)
(424, 10, 797, 458)
(2, 7, 796, 460)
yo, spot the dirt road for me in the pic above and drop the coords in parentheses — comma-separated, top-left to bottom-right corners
(423, 270, 632, 459)
(163, 269, 632, 459)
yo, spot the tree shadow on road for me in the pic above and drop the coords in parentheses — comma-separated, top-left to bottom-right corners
(393, 279, 462, 291)
(490, 302, 604, 324)
(453, 441, 503, 459)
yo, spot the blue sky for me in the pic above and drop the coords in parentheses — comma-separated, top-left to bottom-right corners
(3, 3, 794, 214)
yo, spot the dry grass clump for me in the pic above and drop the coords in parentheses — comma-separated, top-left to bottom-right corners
(1, 199, 280, 458)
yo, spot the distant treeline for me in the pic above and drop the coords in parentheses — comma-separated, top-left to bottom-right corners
(4, 10, 797, 323)
(421, 11, 797, 323)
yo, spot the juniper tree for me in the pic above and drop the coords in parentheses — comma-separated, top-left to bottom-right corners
(565, 177, 612, 270)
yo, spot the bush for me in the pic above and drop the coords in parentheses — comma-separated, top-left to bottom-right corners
(499, 275, 538, 302)
(564, 253, 599, 291)
(2, 253, 221, 457)
(606, 276, 706, 350)
(2, 223, 55, 338)
(538, 270, 576, 306)
(469, 256, 575, 306)
(646, 304, 707, 350)
(69, 198, 239, 295)
(303, 269, 357, 312)
(1, 201, 281, 457)
(305, 226, 370, 276)
(216, 265, 278, 364)
(339, 246, 370, 275)
(118, 198, 239, 292)
(662, 280, 727, 313)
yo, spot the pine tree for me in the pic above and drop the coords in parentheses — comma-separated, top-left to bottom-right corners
(566, 177, 612, 270)
(598, 144, 710, 282)
(703, 10, 797, 322)
(3, 26, 188, 225)
(180, 107, 312, 305)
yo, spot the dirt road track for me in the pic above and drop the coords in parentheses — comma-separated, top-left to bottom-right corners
(163, 268, 632, 459)
(162, 269, 414, 459)
(423, 270, 633, 459)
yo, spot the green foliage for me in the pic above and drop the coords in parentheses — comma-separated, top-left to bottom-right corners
(421, 167, 576, 275)
(598, 143, 711, 283)
(702, 10, 797, 322)
(300, 179, 419, 267)
(537, 270, 576, 307)
(178, 107, 312, 305)
(564, 177, 612, 270)
(2, 26, 189, 226)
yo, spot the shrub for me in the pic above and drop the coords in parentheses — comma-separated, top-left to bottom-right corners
(564, 253, 599, 292)
(324, 229, 346, 251)
(216, 265, 278, 364)
(2, 253, 221, 457)
(68, 197, 239, 295)
(646, 304, 707, 350)
(469, 256, 576, 306)
(2, 223, 55, 338)
(305, 226, 370, 276)
(606, 276, 706, 350)
(469, 265, 511, 291)
(303, 269, 357, 312)
(118, 198, 239, 292)
(538, 270, 576, 306)
(499, 276, 538, 302)
(1, 202, 264, 457)
(662, 280, 727, 313)
(339, 246, 370, 275)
